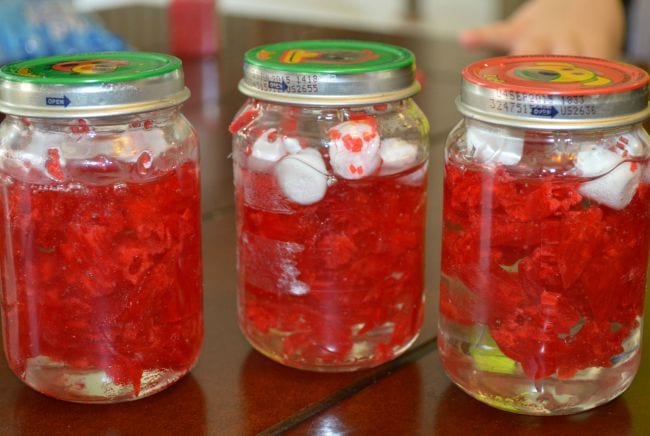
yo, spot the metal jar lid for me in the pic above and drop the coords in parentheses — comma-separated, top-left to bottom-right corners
(458, 55, 650, 130)
(0, 52, 190, 118)
(238, 39, 420, 106)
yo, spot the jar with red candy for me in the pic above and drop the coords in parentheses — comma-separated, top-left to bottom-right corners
(0, 52, 203, 403)
(230, 40, 430, 371)
(439, 55, 650, 414)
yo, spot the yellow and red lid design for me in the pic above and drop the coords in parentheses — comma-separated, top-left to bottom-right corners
(458, 55, 650, 129)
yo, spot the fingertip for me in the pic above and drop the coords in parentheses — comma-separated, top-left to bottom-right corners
(458, 29, 479, 49)
(458, 23, 515, 52)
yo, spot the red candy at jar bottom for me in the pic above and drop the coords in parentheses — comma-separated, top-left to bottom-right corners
(236, 163, 426, 371)
(0, 161, 203, 402)
(439, 162, 650, 381)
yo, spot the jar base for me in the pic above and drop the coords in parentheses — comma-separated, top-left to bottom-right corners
(446, 365, 636, 415)
(438, 321, 641, 415)
(244, 328, 421, 372)
(20, 355, 189, 403)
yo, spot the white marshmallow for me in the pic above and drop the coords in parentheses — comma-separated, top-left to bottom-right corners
(329, 119, 381, 179)
(398, 161, 429, 186)
(575, 146, 621, 177)
(282, 136, 303, 154)
(379, 138, 419, 175)
(249, 130, 305, 171)
(579, 163, 641, 210)
(608, 133, 646, 157)
(251, 129, 287, 162)
(466, 124, 524, 166)
(576, 146, 641, 210)
(636, 130, 650, 183)
(275, 148, 328, 205)
(609, 132, 650, 184)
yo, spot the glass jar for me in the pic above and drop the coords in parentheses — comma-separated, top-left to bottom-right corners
(230, 40, 430, 371)
(439, 55, 650, 415)
(0, 53, 203, 403)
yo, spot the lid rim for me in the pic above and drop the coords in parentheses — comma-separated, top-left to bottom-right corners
(239, 39, 420, 102)
(456, 98, 650, 130)
(0, 52, 188, 117)
(0, 88, 191, 118)
(238, 80, 421, 106)
(458, 55, 650, 126)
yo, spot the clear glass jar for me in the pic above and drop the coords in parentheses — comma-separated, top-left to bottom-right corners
(0, 53, 203, 403)
(439, 56, 650, 415)
(231, 40, 430, 371)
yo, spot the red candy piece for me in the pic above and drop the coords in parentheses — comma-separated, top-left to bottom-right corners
(229, 107, 260, 134)
(70, 119, 91, 134)
(45, 148, 65, 181)
(342, 135, 363, 153)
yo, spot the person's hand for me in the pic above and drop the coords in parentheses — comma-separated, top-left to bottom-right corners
(458, 0, 625, 59)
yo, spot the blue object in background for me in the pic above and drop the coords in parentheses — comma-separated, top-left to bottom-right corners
(0, 0, 128, 65)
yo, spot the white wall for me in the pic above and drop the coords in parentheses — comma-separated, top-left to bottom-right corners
(419, 0, 499, 37)
(218, 0, 500, 38)
(219, 0, 408, 34)
(75, 0, 500, 38)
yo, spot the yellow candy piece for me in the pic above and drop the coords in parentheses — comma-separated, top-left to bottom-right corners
(469, 328, 518, 375)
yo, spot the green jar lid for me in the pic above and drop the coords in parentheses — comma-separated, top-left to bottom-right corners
(0, 52, 190, 117)
(239, 40, 420, 105)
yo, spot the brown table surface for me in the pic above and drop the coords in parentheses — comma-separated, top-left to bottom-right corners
(1, 10, 649, 436)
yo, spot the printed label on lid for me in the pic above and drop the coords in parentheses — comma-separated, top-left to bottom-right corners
(262, 48, 380, 66)
(245, 40, 414, 74)
(0, 52, 181, 85)
(512, 61, 612, 86)
(464, 55, 647, 95)
(51, 59, 129, 75)
(458, 55, 650, 127)
(14, 59, 130, 81)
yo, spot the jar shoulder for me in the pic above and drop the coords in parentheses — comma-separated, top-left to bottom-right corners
(445, 119, 650, 178)
(0, 110, 199, 184)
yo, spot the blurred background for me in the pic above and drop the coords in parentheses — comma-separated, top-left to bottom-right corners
(2, 1, 649, 70)
(82, 0, 515, 45)
(0, 0, 524, 64)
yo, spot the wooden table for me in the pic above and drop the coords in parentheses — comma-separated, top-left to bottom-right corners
(1, 11, 649, 436)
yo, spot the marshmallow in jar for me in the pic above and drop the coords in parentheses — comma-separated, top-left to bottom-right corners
(230, 40, 430, 371)
(439, 55, 650, 415)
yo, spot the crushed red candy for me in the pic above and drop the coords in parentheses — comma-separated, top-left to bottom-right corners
(45, 148, 65, 181)
(441, 163, 650, 380)
(236, 161, 426, 367)
(229, 106, 260, 134)
(0, 160, 203, 395)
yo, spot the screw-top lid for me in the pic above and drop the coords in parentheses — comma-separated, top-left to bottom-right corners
(0, 52, 190, 118)
(458, 55, 650, 129)
(238, 40, 420, 105)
